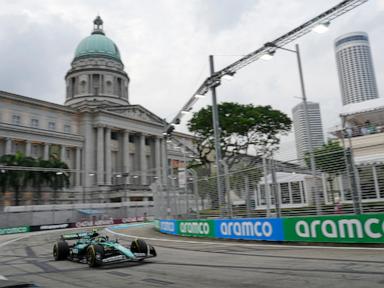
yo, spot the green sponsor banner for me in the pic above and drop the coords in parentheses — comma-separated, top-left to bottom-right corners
(284, 213, 384, 243)
(153, 220, 160, 230)
(178, 220, 215, 238)
(0, 226, 30, 235)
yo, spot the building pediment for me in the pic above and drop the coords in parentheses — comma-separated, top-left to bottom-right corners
(105, 105, 165, 126)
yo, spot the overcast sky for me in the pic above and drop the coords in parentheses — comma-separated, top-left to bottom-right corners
(0, 0, 383, 161)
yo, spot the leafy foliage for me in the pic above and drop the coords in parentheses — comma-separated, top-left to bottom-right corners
(0, 152, 70, 206)
(305, 141, 347, 204)
(187, 102, 292, 168)
(305, 141, 346, 175)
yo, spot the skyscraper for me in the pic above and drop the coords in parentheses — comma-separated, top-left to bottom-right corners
(292, 101, 324, 161)
(335, 32, 379, 106)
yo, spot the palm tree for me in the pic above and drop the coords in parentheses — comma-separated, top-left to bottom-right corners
(0, 153, 70, 206)
(0, 152, 29, 206)
(46, 157, 70, 204)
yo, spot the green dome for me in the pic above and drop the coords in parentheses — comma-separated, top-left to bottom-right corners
(74, 33, 121, 62)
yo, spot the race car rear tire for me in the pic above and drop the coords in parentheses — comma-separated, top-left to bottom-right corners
(130, 239, 148, 254)
(53, 240, 69, 261)
(87, 244, 104, 267)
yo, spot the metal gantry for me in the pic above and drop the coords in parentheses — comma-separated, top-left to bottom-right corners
(166, 0, 368, 131)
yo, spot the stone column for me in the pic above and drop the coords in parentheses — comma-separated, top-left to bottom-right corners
(97, 125, 104, 185)
(140, 133, 146, 185)
(123, 130, 130, 184)
(155, 136, 161, 179)
(5, 138, 12, 154)
(43, 143, 50, 160)
(76, 147, 81, 186)
(60, 145, 66, 161)
(105, 127, 112, 185)
(82, 113, 94, 188)
(25, 141, 32, 157)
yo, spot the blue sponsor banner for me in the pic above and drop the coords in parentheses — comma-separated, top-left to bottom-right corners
(159, 220, 177, 235)
(214, 218, 284, 241)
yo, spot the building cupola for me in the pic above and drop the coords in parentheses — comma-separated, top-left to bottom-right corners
(65, 16, 130, 108)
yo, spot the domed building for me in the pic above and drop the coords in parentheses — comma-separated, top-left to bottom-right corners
(0, 17, 195, 214)
(65, 16, 130, 108)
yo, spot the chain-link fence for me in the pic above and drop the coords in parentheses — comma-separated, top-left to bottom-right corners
(1, 140, 384, 227)
(153, 143, 384, 219)
(0, 168, 155, 227)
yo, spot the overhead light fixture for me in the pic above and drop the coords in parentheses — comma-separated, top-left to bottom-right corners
(221, 72, 235, 80)
(56, 171, 63, 175)
(195, 93, 206, 99)
(132, 175, 139, 179)
(89, 173, 95, 176)
(115, 174, 122, 178)
(260, 51, 275, 60)
(312, 22, 330, 33)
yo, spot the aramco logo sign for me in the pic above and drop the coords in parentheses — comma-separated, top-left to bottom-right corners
(160, 220, 177, 235)
(178, 220, 214, 237)
(215, 219, 284, 241)
(284, 214, 384, 243)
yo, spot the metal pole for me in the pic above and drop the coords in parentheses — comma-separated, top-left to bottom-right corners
(295, 44, 321, 215)
(263, 157, 271, 217)
(189, 169, 200, 219)
(183, 149, 189, 218)
(209, 55, 224, 217)
(162, 129, 171, 218)
(221, 160, 232, 218)
(270, 157, 281, 218)
(346, 141, 363, 214)
(244, 175, 251, 218)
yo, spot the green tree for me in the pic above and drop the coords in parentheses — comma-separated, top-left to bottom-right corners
(305, 141, 347, 203)
(46, 158, 70, 204)
(187, 102, 292, 169)
(0, 152, 32, 206)
(0, 153, 70, 206)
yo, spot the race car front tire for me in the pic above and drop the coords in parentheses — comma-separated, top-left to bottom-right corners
(130, 239, 148, 255)
(86, 244, 104, 267)
(149, 245, 157, 257)
(53, 240, 69, 261)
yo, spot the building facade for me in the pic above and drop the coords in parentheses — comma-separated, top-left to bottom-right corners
(335, 32, 379, 106)
(0, 17, 193, 206)
(292, 101, 324, 161)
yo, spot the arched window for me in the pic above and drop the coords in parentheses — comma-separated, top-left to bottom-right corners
(80, 80, 87, 94)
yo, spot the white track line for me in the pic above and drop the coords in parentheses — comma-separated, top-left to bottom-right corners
(0, 235, 29, 248)
(105, 227, 384, 251)
(0, 224, 117, 248)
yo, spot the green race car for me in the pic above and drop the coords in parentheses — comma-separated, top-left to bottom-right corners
(53, 230, 157, 267)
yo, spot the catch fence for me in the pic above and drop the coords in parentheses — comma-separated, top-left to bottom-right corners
(153, 145, 384, 219)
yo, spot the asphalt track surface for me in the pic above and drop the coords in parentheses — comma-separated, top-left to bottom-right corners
(0, 224, 383, 288)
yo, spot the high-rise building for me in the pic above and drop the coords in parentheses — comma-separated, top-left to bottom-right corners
(292, 101, 324, 161)
(335, 32, 379, 106)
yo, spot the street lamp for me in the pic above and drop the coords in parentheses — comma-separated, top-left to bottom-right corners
(312, 22, 330, 33)
(262, 42, 321, 215)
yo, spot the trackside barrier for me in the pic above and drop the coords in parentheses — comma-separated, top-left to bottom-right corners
(284, 213, 384, 244)
(158, 212, 384, 244)
(0, 226, 30, 235)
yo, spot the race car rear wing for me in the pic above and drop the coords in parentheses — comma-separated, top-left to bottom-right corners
(61, 231, 98, 240)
